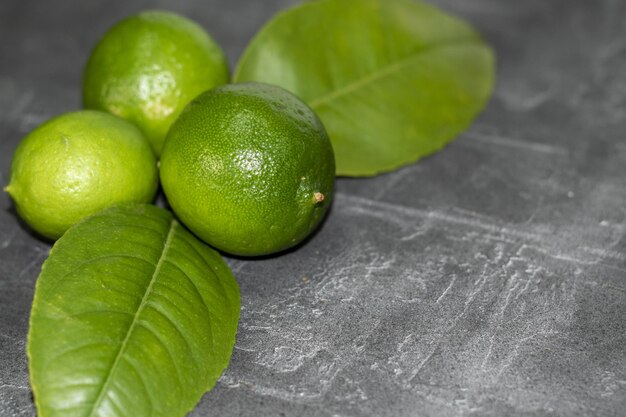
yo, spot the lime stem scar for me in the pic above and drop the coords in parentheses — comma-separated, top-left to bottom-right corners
(314, 192, 324, 203)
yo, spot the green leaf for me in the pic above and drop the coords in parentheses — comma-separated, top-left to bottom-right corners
(235, 0, 495, 176)
(27, 204, 240, 417)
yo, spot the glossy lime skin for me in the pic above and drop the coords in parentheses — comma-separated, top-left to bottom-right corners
(5, 111, 158, 240)
(83, 10, 229, 156)
(160, 83, 336, 256)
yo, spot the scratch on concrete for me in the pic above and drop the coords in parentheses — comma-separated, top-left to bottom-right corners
(0, 384, 28, 391)
(17, 249, 48, 278)
(0, 228, 17, 250)
(605, 284, 626, 293)
(408, 346, 439, 385)
(463, 131, 569, 156)
(339, 193, 626, 266)
(436, 274, 456, 304)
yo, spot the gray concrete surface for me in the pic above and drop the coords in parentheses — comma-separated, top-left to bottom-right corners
(1, 0, 625, 416)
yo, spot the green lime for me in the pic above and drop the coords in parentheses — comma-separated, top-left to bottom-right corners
(82, 10, 229, 156)
(4, 110, 158, 240)
(160, 82, 335, 256)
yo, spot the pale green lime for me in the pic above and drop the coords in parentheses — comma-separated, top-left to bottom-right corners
(5, 110, 158, 239)
(83, 10, 229, 156)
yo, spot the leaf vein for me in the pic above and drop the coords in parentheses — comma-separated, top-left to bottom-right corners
(163, 259, 216, 347)
(45, 254, 154, 298)
(84, 219, 178, 417)
(145, 301, 201, 369)
(120, 355, 155, 415)
(174, 230, 233, 313)
(308, 41, 481, 109)
(136, 319, 184, 390)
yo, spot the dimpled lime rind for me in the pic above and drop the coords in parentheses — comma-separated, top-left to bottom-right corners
(82, 10, 230, 156)
(5, 110, 158, 240)
(160, 82, 336, 256)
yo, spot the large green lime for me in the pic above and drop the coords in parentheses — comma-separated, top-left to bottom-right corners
(160, 82, 335, 256)
(82, 10, 229, 156)
(4, 110, 158, 240)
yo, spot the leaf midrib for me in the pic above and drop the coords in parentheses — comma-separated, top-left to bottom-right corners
(86, 219, 178, 417)
(308, 39, 481, 110)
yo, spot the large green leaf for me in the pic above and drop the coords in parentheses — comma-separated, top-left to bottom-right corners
(27, 204, 240, 417)
(235, 0, 495, 176)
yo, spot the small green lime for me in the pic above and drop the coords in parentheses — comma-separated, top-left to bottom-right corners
(160, 82, 335, 256)
(82, 10, 229, 156)
(5, 110, 158, 240)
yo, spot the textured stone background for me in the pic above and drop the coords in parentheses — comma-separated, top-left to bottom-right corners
(1, 0, 625, 416)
